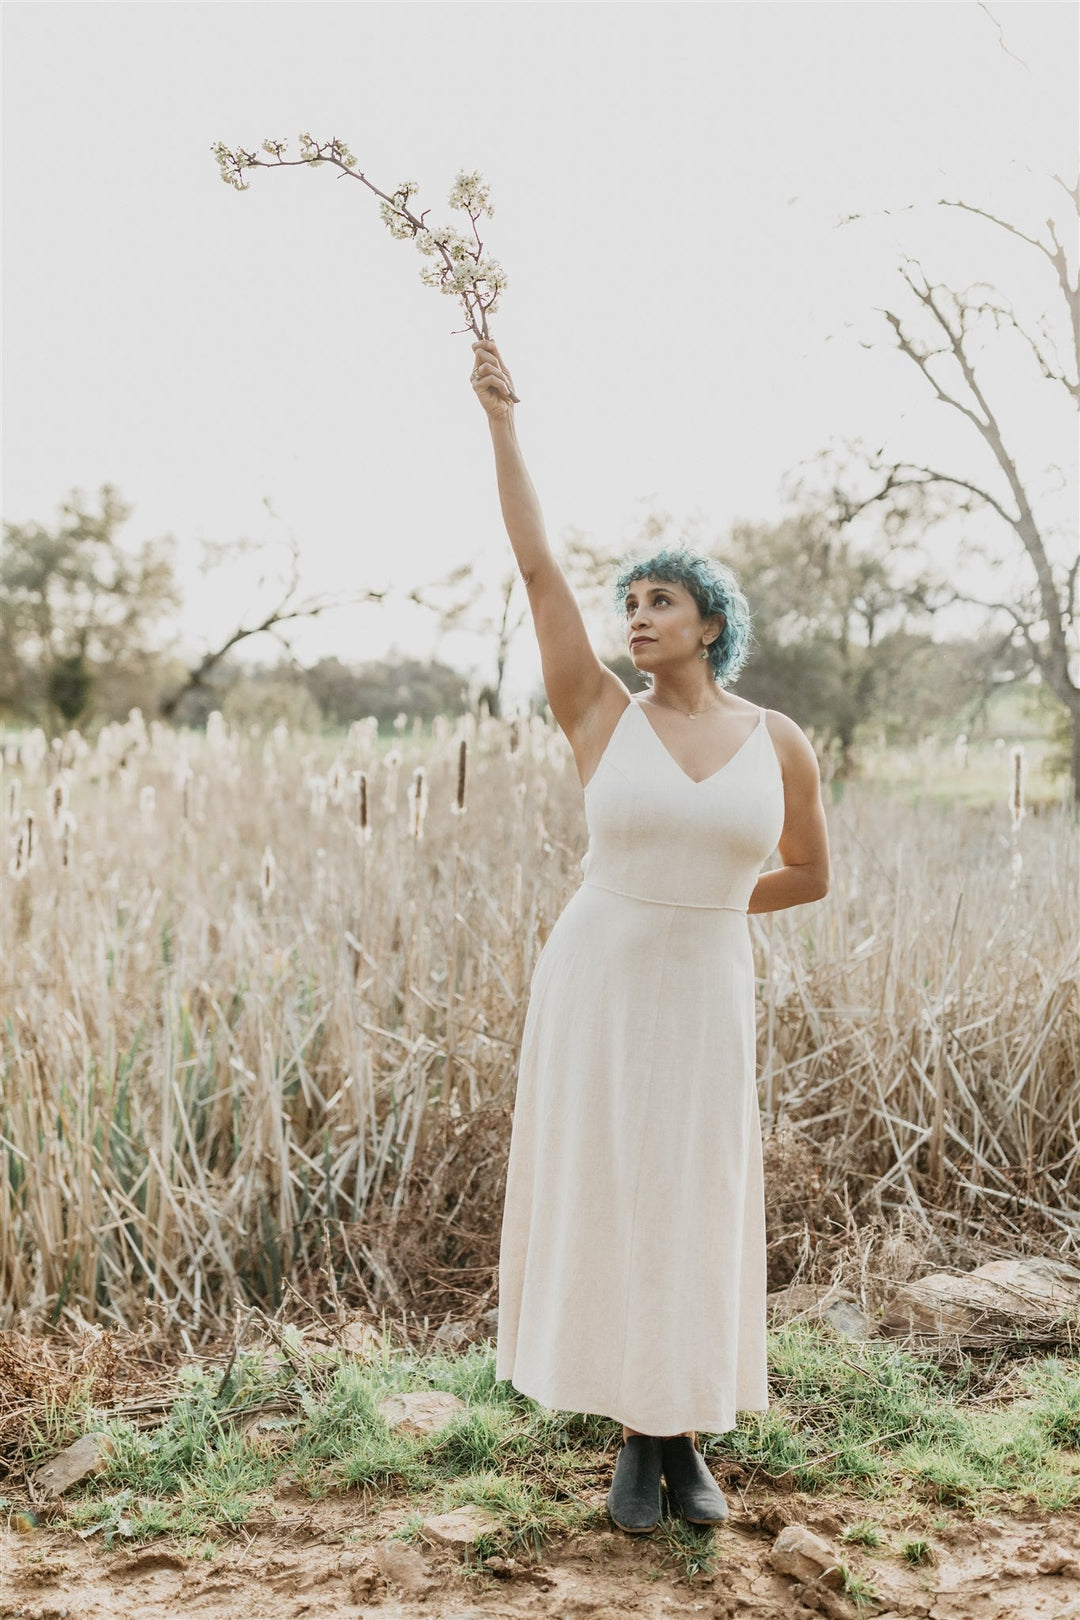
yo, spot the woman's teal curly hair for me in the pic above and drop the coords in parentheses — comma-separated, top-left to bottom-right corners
(613, 547, 753, 687)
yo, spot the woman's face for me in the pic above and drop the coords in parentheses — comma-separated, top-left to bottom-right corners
(624, 575, 722, 671)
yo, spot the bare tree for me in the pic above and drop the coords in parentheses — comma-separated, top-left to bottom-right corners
(407, 562, 526, 717)
(160, 524, 384, 719)
(821, 175, 1079, 802)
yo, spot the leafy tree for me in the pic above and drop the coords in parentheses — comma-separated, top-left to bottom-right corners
(305, 654, 470, 727)
(559, 509, 964, 768)
(1, 485, 180, 725)
(725, 511, 953, 766)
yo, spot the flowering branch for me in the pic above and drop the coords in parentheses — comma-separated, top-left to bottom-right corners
(211, 134, 519, 399)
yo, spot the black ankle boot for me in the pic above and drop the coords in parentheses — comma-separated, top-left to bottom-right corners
(606, 1434, 663, 1534)
(660, 1435, 729, 1524)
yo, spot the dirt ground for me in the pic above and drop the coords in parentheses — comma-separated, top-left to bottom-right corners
(3, 1483, 1079, 1620)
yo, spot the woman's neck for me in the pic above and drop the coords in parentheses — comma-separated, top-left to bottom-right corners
(646, 671, 721, 715)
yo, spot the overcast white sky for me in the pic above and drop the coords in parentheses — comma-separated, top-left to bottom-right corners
(3, 1, 1077, 700)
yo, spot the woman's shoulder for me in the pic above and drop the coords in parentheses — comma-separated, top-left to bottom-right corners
(758, 706, 822, 775)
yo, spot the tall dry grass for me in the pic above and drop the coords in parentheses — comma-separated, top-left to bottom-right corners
(1, 708, 1076, 1338)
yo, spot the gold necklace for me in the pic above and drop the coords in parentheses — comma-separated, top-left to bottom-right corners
(649, 687, 723, 721)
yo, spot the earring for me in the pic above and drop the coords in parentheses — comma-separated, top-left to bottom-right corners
(699, 647, 709, 660)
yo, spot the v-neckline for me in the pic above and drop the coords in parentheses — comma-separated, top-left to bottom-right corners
(631, 700, 764, 785)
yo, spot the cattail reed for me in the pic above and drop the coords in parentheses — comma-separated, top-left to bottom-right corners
(60, 811, 77, 870)
(508, 717, 520, 754)
(21, 728, 47, 776)
(410, 767, 429, 839)
(7, 779, 20, 823)
(260, 844, 276, 902)
(308, 775, 328, 817)
(8, 826, 28, 880)
(382, 748, 401, 814)
(1009, 745, 1025, 888)
(1010, 746, 1026, 830)
(452, 738, 468, 815)
(139, 785, 156, 825)
(327, 758, 348, 806)
(353, 770, 371, 842)
(47, 777, 69, 836)
(9, 811, 37, 877)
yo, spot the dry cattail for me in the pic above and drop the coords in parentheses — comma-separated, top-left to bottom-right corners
(382, 748, 401, 813)
(260, 845, 276, 901)
(327, 758, 348, 806)
(410, 767, 429, 839)
(347, 716, 378, 764)
(353, 770, 371, 842)
(308, 775, 328, 817)
(60, 810, 77, 869)
(22, 729, 47, 776)
(7, 778, 20, 823)
(1010, 745, 1025, 831)
(24, 811, 36, 868)
(62, 729, 88, 767)
(393, 712, 408, 736)
(139, 785, 156, 825)
(47, 776, 69, 836)
(8, 827, 27, 880)
(953, 733, 968, 770)
(452, 738, 468, 816)
(508, 717, 520, 755)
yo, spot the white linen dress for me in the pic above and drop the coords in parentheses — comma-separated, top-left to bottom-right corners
(495, 698, 786, 1436)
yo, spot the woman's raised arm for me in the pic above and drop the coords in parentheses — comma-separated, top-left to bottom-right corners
(471, 339, 622, 742)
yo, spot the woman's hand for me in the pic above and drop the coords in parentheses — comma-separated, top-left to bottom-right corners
(470, 339, 518, 421)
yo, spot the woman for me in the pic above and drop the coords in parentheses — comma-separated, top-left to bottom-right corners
(470, 338, 830, 1535)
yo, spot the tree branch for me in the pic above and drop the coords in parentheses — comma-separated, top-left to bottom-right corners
(938, 195, 1080, 387)
(159, 587, 383, 719)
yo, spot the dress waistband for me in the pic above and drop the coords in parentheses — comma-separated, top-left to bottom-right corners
(581, 879, 748, 913)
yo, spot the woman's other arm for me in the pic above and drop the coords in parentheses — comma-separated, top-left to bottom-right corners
(747, 714, 830, 912)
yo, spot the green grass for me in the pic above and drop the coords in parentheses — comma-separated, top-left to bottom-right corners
(12, 1324, 1080, 1582)
(842, 1519, 884, 1548)
(709, 1327, 1080, 1511)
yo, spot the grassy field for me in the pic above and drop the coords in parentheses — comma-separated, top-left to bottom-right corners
(1, 704, 1076, 1342)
